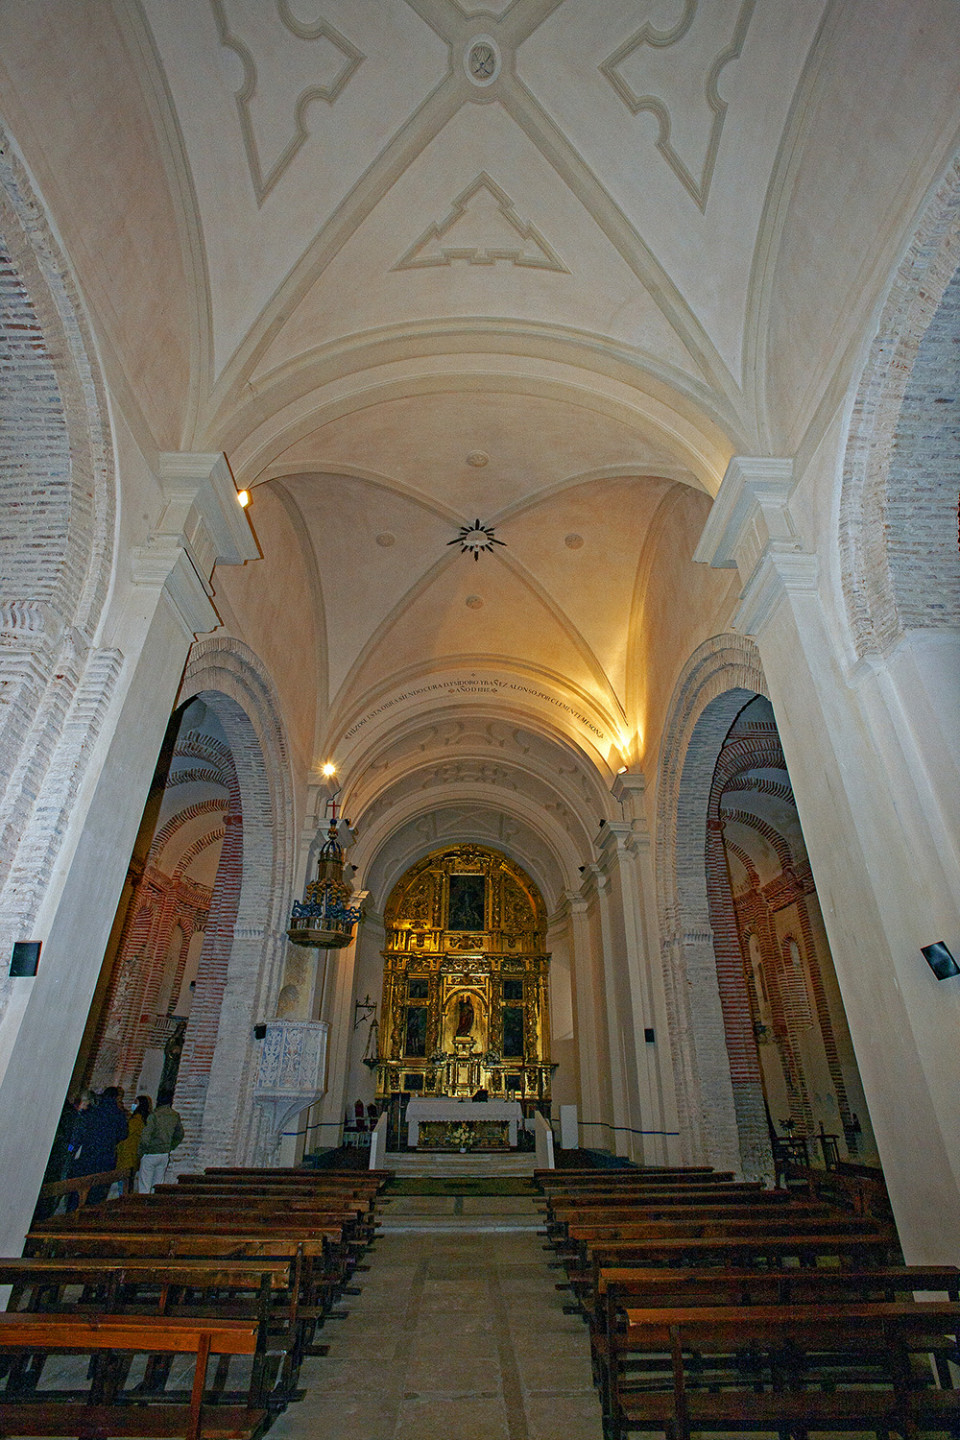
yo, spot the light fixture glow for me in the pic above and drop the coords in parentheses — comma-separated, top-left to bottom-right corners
(321, 762, 337, 777)
(617, 765, 628, 775)
(237, 489, 250, 508)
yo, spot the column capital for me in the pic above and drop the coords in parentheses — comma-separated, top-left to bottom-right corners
(132, 452, 257, 638)
(157, 452, 259, 576)
(694, 455, 819, 638)
(611, 768, 648, 827)
(734, 546, 819, 636)
(694, 456, 796, 577)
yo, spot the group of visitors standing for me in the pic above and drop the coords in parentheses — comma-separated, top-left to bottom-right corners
(40, 1085, 185, 1211)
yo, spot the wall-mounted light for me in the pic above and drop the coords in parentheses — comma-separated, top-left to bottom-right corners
(237, 489, 250, 508)
(10, 941, 40, 977)
(921, 941, 960, 980)
(321, 762, 336, 778)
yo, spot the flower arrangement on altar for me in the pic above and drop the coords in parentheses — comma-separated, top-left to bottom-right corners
(449, 1122, 475, 1152)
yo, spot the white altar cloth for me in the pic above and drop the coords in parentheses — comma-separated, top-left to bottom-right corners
(405, 1098, 522, 1147)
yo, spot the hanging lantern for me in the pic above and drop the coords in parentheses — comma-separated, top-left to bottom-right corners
(287, 816, 362, 949)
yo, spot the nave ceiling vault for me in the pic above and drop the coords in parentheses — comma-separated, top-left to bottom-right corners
(1, 0, 952, 863)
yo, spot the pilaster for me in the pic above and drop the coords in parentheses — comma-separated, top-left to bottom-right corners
(695, 454, 960, 1261)
(0, 453, 257, 1255)
(133, 451, 258, 638)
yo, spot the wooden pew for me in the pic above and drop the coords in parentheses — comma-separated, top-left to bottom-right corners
(0, 1313, 263, 1440)
(608, 1301, 960, 1440)
(562, 1213, 893, 1277)
(568, 1231, 900, 1317)
(592, 1264, 960, 1425)
(0, 1255, 304, 1410)
(535, 1169, 734, 1193)
(25, 1227, 345, 1325)
(546, 1199, 833, 1240)
(204, 1168, 391, 1189)
(35, 1166, 134, 1211)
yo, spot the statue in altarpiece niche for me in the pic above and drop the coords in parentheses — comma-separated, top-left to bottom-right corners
(455, 995, 475, 1037)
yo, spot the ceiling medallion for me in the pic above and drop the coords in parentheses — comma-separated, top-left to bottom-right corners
(464, 35, 501, 88)
(564, 533, 584, 550)
(466, 595, 484, 609)
(466, 450, 489, 468)
(375, 532, 396, 547)
(448, 519, 506, 562)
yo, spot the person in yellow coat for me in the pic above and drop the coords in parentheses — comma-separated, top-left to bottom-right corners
(115, 1095, 151, 1191)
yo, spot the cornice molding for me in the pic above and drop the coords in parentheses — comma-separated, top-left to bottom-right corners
(133, 450, 257, 637)
(734, 546, 819, 637)
(693, 454, 819, 640)
(693, 455, 795, 572)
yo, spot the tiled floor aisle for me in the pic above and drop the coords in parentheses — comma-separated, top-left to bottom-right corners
(267, 1194, 603, 1440)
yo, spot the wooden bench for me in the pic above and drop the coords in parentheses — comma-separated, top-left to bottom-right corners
(592, 1264, 960, 1425)
(0, 1312, 263, 1440)
(608, 1301, 960, 1440)
(535, 1166, 726, 1182)
(566, 1232, 900, 1316)
(34, 1167, 134, 1212)
(541, 1181, 769, 1209)
(535, 1169, 735, 1193)
(546, 1199, 833, 1239)
(1, 1254, 308, 1409)
(25, 1228, 345, 1324)
(561, 1213, 892, 1278)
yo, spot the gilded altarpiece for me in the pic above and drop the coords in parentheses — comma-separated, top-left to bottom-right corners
(375, 845, 552, 1106)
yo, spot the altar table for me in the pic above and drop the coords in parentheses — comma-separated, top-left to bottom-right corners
(405, 1098, 522, 1148)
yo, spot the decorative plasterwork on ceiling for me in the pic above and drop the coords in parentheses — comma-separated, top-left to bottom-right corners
(212, 0, 364, 204)
(600, 0, 756, 211)
(392, 173, 569, 272)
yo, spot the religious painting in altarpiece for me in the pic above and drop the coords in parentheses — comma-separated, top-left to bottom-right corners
(375, 844, 551, 1104)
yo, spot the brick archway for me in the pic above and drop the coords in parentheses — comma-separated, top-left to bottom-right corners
(656, 633, 771, 1178)
(841, 149, 960, 658)
(175, 639, 295, 1168)
(0, 127, 117, 1027)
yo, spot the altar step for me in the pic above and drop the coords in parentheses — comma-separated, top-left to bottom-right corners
(385, 1150, 536, 1178)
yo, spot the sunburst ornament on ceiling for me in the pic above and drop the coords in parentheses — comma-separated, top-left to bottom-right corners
(448, 519, 506, 561)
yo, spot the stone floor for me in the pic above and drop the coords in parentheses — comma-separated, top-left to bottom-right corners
(267, 1191, 893, 1440)
(267, 1193, 604, 1440)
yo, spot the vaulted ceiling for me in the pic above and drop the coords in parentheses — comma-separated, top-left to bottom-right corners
(2, 0, 953, 889)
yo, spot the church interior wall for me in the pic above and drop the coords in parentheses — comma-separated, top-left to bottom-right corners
(0, 7, 198, 452)
(759, 1, 960, 457)
(211, 484, 323, 783)
(0, 3, 959, 1269)
(630, 485, 741, 782)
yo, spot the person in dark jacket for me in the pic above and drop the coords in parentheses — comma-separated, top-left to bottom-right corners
(69, 1087, 128, 1206)
(33, 1096, 79, 1221)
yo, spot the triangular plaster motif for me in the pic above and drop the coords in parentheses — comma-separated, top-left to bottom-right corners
(393, 174, 569, 273)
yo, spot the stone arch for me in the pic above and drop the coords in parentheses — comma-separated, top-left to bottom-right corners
(174, 638, 295, 1168)
(0, 124, 118, 1019)
(841, 150, 960, 657)
(655, 632, 770, 1176)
